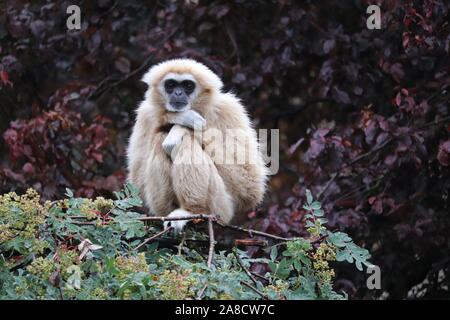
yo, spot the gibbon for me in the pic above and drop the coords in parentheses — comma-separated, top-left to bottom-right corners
(127, 58, 268, 232)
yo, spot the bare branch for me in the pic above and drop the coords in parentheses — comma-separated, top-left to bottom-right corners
(241, 280, 268, 300)
(207, 217, 215, 268)
(215, 221, 299, 242)
(134, 227, 173, 251)
(196, 283, 208, 300)
(233, 249, 258, 286)
(137, 214, 211, 222)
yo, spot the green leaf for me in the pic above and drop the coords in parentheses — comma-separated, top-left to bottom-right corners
(311, 201, 321, 210)
(306, 189, 313, 205)
(270, 246, 278, 261)
(66, 265, 82, 290)
(313, 209, 324, 217)
(305, 220, 315, 228)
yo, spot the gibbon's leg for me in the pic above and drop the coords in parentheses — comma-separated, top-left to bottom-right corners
(164, 131, 234, 233)
(143, 132, 177, 216)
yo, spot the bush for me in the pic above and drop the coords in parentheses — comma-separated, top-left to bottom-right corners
(0, 184, 371, 300)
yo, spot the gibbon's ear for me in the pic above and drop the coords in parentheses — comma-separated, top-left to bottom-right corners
(141, 69, 153, 87)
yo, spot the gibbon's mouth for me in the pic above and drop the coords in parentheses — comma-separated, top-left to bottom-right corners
(169, 101, 188, 111)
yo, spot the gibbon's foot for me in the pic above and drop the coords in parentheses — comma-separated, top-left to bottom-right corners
(163, 208, 194, 234)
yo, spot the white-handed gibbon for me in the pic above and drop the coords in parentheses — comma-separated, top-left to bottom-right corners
(127, 58, 268, 232)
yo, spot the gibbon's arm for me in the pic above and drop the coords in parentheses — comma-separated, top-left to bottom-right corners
(162, 125, 188, 159)
(166, 109, 206, 130)
(127, 109, 147, 190)
(162, 110, 206, 158)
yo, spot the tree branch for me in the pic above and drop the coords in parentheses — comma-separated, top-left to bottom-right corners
(207, 217, 216, 268)
(318, 137, 394, 201)
(134, 226, 173, 251)
(137, 214, 211, 222)
(241, 280, 268, 300)
(215, 221, 299, 242)
(233, 249, 258, 286)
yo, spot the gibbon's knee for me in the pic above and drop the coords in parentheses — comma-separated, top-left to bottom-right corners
(171, 135, 234, 223)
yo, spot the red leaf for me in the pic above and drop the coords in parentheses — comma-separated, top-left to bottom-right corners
(0, 70, 13, 87)
(22, 162, 35, 175)
(437, 140, 450, 166)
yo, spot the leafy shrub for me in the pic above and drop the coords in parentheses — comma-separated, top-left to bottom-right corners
(2, 101, 123, 199)
(0, 185, 371, 300)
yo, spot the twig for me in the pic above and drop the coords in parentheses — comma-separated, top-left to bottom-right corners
(87, 28, 179, 101)
(134, 227, 173, 251)
(196, 283, 208, 300)
(198, 217, 217, 301)
(318, 137, 394, 201)
(215, 221, 298, 242)
(417, 115, 450, 129)
(138, 214, 211, 222)
(177, 233, 186, 255)
(225, 21, 239, 63)
(233, 249, 258, 286)
(70, 221, 96, 225)
(207, 217, 215, 268)
(234, 238, 268, 247)
(348, 137, 394, 166)
(317, 172, 338, 200)
(251, 271, 269, 283)
(317, 114, 449, 201)
(331, 175, 385, 206)
(241, 280, 268, 300)
(311, 234, 328, 244)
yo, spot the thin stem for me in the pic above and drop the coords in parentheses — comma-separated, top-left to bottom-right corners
(233, 249, 258, 286)
(134, 227, 173, 251)
(137, 214, 211, 222)
(196, 283, 208, 300)
(207, 217, 215, 268)
(216, 221, 298, 242)
(241, 280, 268, 300)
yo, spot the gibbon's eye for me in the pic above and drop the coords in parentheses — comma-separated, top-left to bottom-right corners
(164, 79, 177, 92)
(181, 80, 196, 94)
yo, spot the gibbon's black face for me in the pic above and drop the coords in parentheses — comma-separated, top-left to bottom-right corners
(164, 79, 196, 111)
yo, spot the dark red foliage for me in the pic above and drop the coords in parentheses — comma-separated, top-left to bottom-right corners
(0, 0, 449, 299)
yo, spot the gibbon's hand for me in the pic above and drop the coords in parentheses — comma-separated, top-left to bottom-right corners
(162, 125, 186, 159)
(168, 109, 206, 131)
(163, 208, 194, 234)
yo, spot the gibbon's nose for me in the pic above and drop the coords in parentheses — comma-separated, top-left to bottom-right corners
(174, 89, 183, 97)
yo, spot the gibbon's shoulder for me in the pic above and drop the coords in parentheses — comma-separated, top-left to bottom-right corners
(214, 91, 252, 128)
(215, 91, 246, 113)
(135, 97, 161, 121)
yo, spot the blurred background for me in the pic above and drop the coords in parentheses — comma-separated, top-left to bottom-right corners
(0, 0, 449, 299)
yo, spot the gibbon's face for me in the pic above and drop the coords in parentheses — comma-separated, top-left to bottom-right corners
(158, 73, 199, 112)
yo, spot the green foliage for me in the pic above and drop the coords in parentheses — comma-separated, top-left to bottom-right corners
(0, 186, 371, 300)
